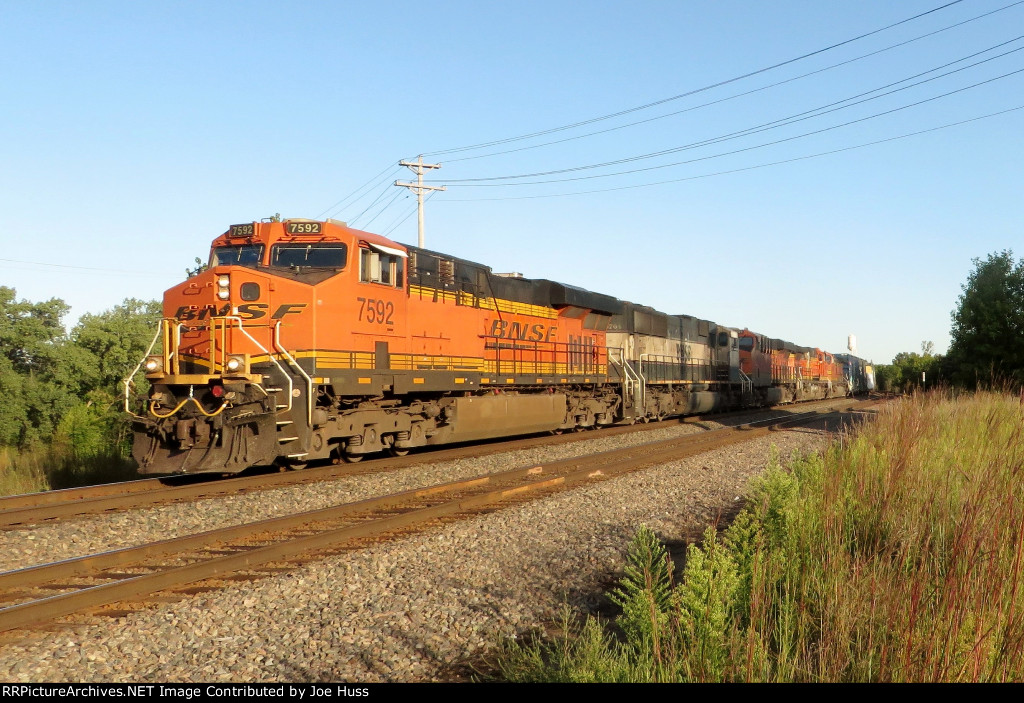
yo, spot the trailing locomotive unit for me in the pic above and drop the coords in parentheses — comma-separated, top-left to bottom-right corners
(127, 218, 868, 474)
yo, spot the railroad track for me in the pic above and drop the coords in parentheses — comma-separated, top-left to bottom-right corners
(0, 398, 880, 635)
(0, 395, 872, 529)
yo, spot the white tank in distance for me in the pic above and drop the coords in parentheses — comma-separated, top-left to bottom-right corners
(848, 334, 857, 353)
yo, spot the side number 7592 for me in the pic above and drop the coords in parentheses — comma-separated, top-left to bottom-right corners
(357, 297, 394, 325)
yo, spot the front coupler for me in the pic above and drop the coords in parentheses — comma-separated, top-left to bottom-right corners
(131, 388, 280, 475)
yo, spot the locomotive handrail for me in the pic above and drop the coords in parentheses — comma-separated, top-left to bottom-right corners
(635, 353, 652, 397)
(638, 353, 650, 384)
(122, 321, 165, 417)
(738, 368, 753, 395)
(165, 319, 183, 375)
(641, 354, 702, 383)
(484, 335, 610, 377)
(639, 353, 716, 385)
(610, 348, 644, 417)
(640, 353, 679, 385)
(210, 316, 293, 415)
(273, 321, 313, 426)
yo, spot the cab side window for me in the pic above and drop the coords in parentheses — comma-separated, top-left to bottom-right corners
(360, 249, 404, 288)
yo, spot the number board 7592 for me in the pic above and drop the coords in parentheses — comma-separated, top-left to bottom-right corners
(286, 222, 323, 235)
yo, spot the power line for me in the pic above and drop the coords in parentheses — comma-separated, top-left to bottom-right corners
(421, 0, 967, 157)
(382, 203, 419, 237)
(337, 165, 406, 221)
(316, 163, 401, 220)
(0, 258, 178, 277)
(441, 1, 1024, 165)
(347, 177, 401, 227)
(438, 104, 1024, 201)
(437, 52, 1024, 187)
(383, 191, 438, 238)
(360, 187, 406, 229)
(379, 194, 413, 234)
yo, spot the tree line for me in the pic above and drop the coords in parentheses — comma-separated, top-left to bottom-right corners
(875, 250, 1024, 393)
(0, 287, 161, 456)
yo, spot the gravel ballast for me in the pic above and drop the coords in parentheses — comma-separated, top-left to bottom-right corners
(0, 414, 777, 571)
(0, 420, 834, 682)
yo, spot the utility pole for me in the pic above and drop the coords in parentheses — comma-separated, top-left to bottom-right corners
(395, 156, 446, 248)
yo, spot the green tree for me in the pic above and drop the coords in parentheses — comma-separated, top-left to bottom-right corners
(947, 251, 1024, 388)
(0, 286, 69, 376)
(66, 298, 162, 452)
(0, 356, 31, 445)
(70, 298, 163, 396)
(0, 289, 161, 449)
(874, 341, 945, 393)
(0, 288, 77, 445)
(874, 363, 902, 393)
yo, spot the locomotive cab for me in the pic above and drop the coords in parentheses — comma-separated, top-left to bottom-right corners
(738, 330, 773, 387)
(709, 326, 740, 384)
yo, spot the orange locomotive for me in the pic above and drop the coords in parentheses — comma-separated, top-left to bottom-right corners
(127, 218, 871, 475)
(128, 218, 623, 473)
(738, 330, 852, 403)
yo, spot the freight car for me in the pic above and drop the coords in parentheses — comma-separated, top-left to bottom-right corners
(126, 218, 870, 474)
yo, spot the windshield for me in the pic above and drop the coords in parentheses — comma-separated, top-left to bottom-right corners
(211, 245, 264, 268)
(271, 243, 348, 269)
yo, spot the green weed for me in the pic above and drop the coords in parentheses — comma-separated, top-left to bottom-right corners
(494, 391, 1024, 682)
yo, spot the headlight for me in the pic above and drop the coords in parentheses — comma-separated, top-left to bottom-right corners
(217, 275, 230, 288)
(144, 356, 163, 373)
(225, 355, 246, 373)
(217, 289, 230, 300)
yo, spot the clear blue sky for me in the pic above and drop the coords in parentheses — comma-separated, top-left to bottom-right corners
(2, 0, 1021, 365)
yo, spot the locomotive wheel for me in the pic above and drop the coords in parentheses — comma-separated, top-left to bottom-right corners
(387, 446, 410, 457)
(275, 458, 307, 471)
(331, 444, 365, 463)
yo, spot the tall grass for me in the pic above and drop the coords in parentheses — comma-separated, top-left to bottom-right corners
(0, 442, 140, 496)
(495, 391, 1024, 682)
(0, 447, 50, 496)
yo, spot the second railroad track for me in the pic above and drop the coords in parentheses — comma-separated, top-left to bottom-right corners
(0, 398, 879, 635)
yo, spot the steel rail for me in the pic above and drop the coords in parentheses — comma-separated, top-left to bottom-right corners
(0, 400, 877, 634)
(0, 396, 874, 528)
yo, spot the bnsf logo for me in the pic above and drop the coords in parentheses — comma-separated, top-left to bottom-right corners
(174, 303, 307, 321)
(489, 319, 557, 343)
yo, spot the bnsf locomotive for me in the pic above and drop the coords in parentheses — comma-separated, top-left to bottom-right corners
(126, 218, 874, 474)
